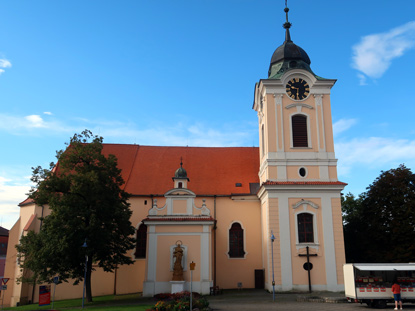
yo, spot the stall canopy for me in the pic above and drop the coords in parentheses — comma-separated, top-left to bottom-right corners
(354, 264, 415, 271)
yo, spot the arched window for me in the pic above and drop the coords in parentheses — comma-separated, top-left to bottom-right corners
(297, 213, 314, 243)
(292, 115, 308, 147)
(135, 224, 147, 259)
(228, 222, 245, 258)
(178, 182, 183, 188)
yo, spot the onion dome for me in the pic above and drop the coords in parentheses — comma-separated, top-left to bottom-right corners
(173, 159, 189, 181)
(268, 5, 316, 79)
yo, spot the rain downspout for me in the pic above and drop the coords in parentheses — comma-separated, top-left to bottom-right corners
(213, 195, 217, 287)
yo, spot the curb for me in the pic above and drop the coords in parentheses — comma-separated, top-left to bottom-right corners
(297, 296, 348, 303)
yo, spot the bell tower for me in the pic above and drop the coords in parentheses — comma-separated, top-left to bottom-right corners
(253, 3, 346, 292)
(254, 4, 339, 184)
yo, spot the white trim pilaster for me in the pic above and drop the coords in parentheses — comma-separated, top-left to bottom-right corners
(274, 93, 284, 152)
(277, 194, 293, 290)
(321, 195, 338, 287)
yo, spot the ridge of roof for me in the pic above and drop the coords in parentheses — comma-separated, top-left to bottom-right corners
(0, 226, 9, 236)
(19, 197, 34, 206)
(102, 143, 258, 149)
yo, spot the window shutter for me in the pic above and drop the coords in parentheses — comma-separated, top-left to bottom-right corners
(292, 115, 308, 147)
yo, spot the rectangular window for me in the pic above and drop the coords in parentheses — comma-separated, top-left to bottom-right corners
(292, 115, 308, 147)
(298, 213, 314, 243)
(135, 224, 147, 258)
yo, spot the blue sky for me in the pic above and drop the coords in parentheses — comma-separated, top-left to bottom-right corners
(1, 0, 415, 229)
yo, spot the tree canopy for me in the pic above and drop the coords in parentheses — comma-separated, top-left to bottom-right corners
(342, 164, 415, 263)
(17, 130, 136, 302)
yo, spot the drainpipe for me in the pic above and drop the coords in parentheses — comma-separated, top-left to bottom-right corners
(40, 205, 44, 228)
(213, 195, 217, 287)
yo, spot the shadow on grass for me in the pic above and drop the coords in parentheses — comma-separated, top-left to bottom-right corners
(3, 293, 154, 311)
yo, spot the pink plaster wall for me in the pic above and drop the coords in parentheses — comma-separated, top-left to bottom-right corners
(215, 197, 262, 289)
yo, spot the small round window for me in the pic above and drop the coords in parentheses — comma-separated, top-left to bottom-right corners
(299, 167, 307, 178)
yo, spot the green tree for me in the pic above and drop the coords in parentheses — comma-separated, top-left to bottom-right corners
(342, 192, 367, 262)
(17, 130, 136, 302)
(342, 164, 415, 263)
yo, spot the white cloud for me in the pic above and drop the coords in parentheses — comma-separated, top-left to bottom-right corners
(0, 176, 31, 230)
(333, 118, 357, 137)
(0, 113, 74, 134)
(335, 137, 415, 176)
(0, 59, 12, 68)
(100, 121, 255, 147)
(44, 112, 53, 115)
(0, 58, 11, 75)
(357, 73, 367, 86)
(25, 115, 47, 128)
(352, 21, 415, 81)
(0, 113, 257, 147)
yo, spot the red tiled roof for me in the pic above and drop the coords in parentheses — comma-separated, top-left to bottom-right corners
(263, 181, 347, 186)
(23, 214, 36, 231)
(19, 197, 34, 206)
(0, 226, 9, 236)
(101, 145, 260, 196)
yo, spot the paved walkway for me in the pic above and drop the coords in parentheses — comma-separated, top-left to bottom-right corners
(207, 290, 400, 311)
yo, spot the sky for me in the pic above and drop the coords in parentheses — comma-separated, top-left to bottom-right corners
(1, 0, 415, 230)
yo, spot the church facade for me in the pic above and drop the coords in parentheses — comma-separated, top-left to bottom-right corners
(3, 5, 346, 307)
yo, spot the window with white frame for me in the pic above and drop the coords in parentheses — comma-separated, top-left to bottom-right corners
(228, 222, 245, 258)
(292, 114, 308, 147)
(297, 213, 314, 243)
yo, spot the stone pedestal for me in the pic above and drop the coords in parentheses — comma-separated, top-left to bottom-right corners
(170, 281, 185, 294)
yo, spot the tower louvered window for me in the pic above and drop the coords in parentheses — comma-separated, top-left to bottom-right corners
(292, 115, 308, 147)
(297, 213, 314, 243)
(229, 222, 245, 258)
(135, 224, 147, 258)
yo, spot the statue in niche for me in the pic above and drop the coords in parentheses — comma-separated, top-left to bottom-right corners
(172, 242, 184, 281)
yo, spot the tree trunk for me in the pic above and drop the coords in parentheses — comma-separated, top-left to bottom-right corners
(86, 256, 93, 302)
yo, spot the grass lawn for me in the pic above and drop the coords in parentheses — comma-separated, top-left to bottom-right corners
(3, 293, 154, 311)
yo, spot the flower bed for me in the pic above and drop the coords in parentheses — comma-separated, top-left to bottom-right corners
(147, 291, 209, 311)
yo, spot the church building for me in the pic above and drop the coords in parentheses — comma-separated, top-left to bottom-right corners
(3, 4, 346, 306)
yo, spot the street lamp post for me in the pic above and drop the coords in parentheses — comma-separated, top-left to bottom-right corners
(81, 240, 88, 309)
(270, 231, 275, 302)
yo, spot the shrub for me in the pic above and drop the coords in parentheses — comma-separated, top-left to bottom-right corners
(173, 299, 189, 310)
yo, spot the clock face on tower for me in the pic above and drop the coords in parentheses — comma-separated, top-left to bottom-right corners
(286, 78, 310, 100)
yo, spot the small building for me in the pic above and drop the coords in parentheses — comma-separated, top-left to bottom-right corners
(0, 226, 9, 279)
